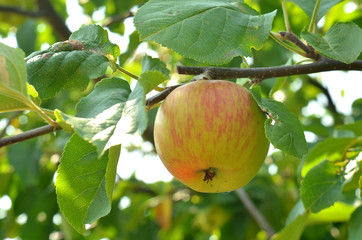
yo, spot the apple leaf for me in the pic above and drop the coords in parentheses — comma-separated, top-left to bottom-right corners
(138, 55, 169, 94)
(55, 77, 147, 156)
(308, 202, 356, 225)
(348, 205, 362, 240)
(271, 211, 309, 240)
(26, 24, 120, 99)
(301, 22, 362, 64)
(300, 160, 345, 213)
(302, 137, 362, 176)
(287, 0, 341, 22)
(56, 133, 120, 234)
(134, 0, 276, 65)
(0, 42, 34, 113)
(250, 88, 308, 158)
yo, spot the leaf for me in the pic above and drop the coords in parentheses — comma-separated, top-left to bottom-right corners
(137, 55, 170, 94)
(288, 0, 341, 21)
(302, 137, 362, 176)
(301, 22, 362, 64)
(26, 24, 120, 99)
(251, 88, 308, 158)
(134, 0, 276, 65)
(141, 55, 170, 78)
(0, 42, 33, 113)
(348, 205, 362, 240)
(56, 133, 119, 233)
(308, 202, 356, 224)
(300, 160, 345, 213)
(271, 211, 309, 240)
(55, 77, 147, 156)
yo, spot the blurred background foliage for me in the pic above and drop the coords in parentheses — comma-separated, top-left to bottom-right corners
(0, 0, 361, 239)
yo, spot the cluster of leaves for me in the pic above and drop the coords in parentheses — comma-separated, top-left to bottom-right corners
(1, 0, 362, 239)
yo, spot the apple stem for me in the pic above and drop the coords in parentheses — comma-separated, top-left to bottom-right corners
(202, 168, 216, 183)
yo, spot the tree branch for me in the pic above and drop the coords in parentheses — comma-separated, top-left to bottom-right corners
(177, 58, 362, 80)
(0, 0, 71, 40)
(0, 5, 43, 17)
(0, 125, 61, 148)
(102, 11, 134, 28)
(235, 188, 275, 239)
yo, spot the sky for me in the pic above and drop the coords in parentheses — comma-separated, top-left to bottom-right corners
(0, 0, 361, 184)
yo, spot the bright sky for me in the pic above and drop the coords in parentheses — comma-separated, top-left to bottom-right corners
(0, 0, 361, 184)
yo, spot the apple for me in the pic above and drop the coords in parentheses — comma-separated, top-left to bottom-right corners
(154, 80, 269, 193)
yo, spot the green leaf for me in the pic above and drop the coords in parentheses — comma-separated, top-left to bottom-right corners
(359, 175, 362, 198)
(69, 24, 120, 60)
(251, 88, 308, 158)
(26, 24, 120, 99)
(348, 205, 362, 240)
(137, 55, 170, 94)
(288, 0, 341, 21)
(56, 77, 147, 156)
(337, 120, 362, 137)
(134, 0, 276, 65)
(271, 211, 309, 240)
(56, 133, 118, 233)
(0, 42, 33, 112)
(302, 137, 362, 176)
(301, 160, 345, 213)
(141, 55, 170, 78)
(301, 22, 362, 64)
(308, 202, 356, 224)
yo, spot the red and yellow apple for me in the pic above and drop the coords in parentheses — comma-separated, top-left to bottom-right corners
(154, 80, 269, 193)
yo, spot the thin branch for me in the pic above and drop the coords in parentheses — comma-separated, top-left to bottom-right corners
(145, 85, 181, 110)
(0, 125, 61, 148)
(235, 188, 275, 239)
(0, 5, 43, 17)
(37, 0, 71, 40)
(0, 0, 71, 40)
(102, 11, 134, 28)
(177, 58, 362, 80)
(279, 31, 319, 60)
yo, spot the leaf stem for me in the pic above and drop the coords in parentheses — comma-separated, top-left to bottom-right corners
(117, 66, 139, 80)
(281, 0, 293, 33)
(308, 0, 321, 32)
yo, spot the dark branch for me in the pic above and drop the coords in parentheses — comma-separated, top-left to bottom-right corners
(37, 0, 71, 40)
(0, 125, 61, 148)
(145, 85, 181, 109)
(177, 58, 362, 80)
(235, 188, 275, 239)
(0, 5, 43, 17)
(102, 11, 135, 28)
(279, 31, 319, 60)
(0, 0, 71, 40)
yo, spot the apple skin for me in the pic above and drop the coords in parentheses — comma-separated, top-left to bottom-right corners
(154, 80, 269, 193)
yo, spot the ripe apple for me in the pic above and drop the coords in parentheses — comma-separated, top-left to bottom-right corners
(154, 80, 269, 193)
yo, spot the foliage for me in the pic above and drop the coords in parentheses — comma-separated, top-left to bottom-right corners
(0, 0, 362, 239)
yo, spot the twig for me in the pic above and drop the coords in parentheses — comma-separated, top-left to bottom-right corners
(0, 5, 43, 17)
(0, 0, 71, 40)
(145, 85, 181, 109)
(235, 188, 275, 239)
(102, 11, 135, 28)
(0, 125, 61, 148)
(177, 58, 362, 80)
(279, 31, 318, 60)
